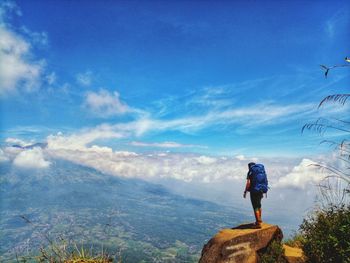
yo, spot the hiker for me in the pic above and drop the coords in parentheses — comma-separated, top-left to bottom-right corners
(243, 162, 268, 228)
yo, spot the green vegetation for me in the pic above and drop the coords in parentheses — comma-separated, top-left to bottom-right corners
(16, 241, 117, 263)
(283, 204, 350, 263)
(299, 204, 350, 263)
(259, 240, 286, 263)
(283, 233, 304, 249)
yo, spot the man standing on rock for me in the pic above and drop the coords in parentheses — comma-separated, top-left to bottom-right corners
(243, 162, 268, 228)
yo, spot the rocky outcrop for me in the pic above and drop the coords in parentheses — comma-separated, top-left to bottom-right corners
(199, 223, 304, 263)
(283, 245, 305, 263)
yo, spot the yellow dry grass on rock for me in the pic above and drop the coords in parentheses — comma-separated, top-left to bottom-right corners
(64, 259, 112, 263)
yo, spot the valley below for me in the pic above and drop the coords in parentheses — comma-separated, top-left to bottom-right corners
(0, 159, 247, 262)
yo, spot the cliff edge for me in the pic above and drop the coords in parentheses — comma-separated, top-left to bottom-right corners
(199, 223, 304, 263)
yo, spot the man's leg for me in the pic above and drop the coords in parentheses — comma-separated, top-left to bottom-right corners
(257, 193, 263, 224)
(252, 209, 261, 228)
(258, 208, 262, 223)
(254, 209, 260, 224)
(250, 193, 262, 228)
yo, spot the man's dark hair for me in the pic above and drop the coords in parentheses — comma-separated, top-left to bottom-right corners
(248, 162, 256, 169)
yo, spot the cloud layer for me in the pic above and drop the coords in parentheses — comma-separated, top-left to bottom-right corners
(129, 141, 207, 149)
(2, 134, 331, 190)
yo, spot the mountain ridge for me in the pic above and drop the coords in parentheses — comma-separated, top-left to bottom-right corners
(0, 158, 248, 262)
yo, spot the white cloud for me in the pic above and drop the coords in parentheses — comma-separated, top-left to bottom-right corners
(129, 141, 207, 149)
(13, 147, 51, 169)
(0, 149, 9, 162)
(76, 71, 93, 86)
(274, 158, 326, 189)
(88, 145, 113, 153)
(0, 3, 44, 96)
(3, 146, 22, 158)
(139, 102, 314, 134)
(214, 103, 314, 127)
(47, 147, 246, 183)
(82, 88, 313, 126)
(42, 131, 336, 188)
(85, 89, 138, 117)
(186, 86, 234, 109)
(235, 155, 246, 161)
(43, 100, 317, 158)
(42, 131, 250, 182)
(46, 141, 330, 189)
(0, 1, 47, 96)
(41, 130, 262, 184)
(6, 131, 342, 192)
(82, 101, 314, 138)
(0, 26, 43, 95)
(47, 125, 125, 151)
(195, 155, 217, 164)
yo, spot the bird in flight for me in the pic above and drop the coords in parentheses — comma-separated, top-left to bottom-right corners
(19, 215, 32, 224)
(320, 65, 330, 78)
(320, 59, 350, 78)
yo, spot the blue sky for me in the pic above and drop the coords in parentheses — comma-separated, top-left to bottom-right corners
(1, 0, 349, 157)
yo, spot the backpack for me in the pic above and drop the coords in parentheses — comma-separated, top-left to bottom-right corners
(250, 164, 268, 193)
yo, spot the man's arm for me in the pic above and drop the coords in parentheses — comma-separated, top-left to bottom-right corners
(243, 179, 250, 198)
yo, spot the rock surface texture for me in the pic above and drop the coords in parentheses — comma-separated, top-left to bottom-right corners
(200, 223, 292, 263)
(283, 245, 305, 263)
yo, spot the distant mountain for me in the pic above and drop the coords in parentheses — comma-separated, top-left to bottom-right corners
(11, 142, 48, 149)
(0, 159, 247, 262)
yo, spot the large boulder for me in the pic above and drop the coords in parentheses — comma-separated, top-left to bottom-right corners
(199, 223, 283, 263)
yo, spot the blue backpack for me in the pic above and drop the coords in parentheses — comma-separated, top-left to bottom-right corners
(250, 164, 268, 193)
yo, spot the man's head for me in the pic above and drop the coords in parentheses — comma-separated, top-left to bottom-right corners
(248, 162, 256, 169)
